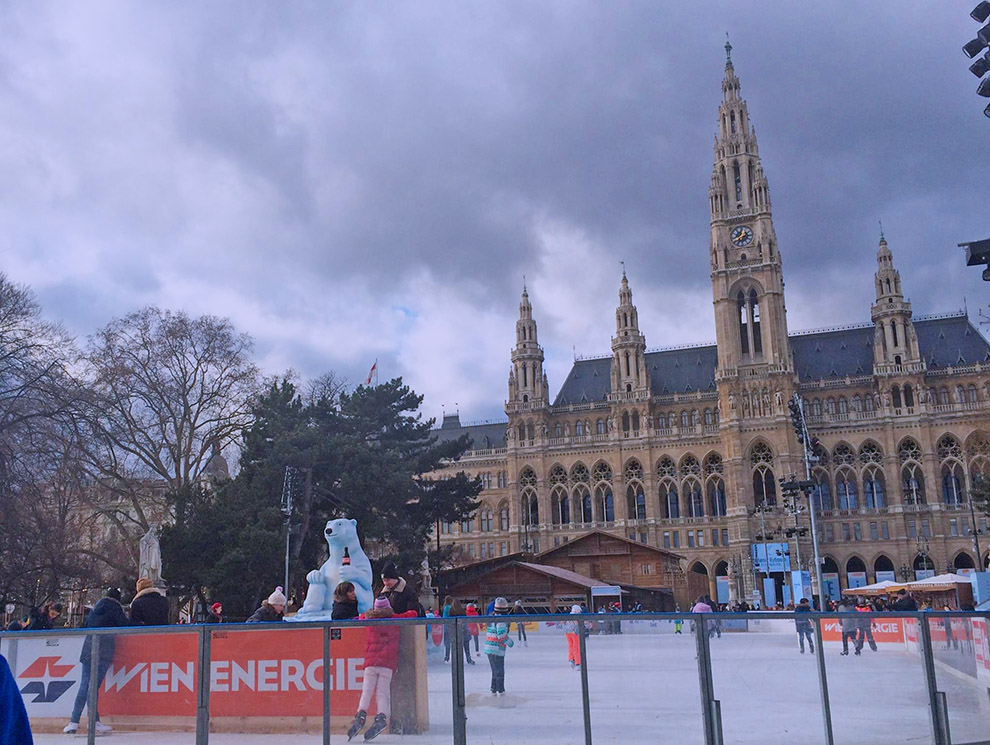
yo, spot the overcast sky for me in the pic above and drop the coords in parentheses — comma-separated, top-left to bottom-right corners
(2, 2, 988, 424)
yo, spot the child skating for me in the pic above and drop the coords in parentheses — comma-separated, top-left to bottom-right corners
(565, 604, 583, 668)
(484, 597, 513, 695)
(348, 596, 418, 741)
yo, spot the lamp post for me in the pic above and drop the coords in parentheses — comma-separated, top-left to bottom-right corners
(788, 395, 826, 604)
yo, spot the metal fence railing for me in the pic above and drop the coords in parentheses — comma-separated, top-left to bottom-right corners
(2, 611, 988, 745)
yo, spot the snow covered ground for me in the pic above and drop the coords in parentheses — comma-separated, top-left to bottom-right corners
(32, 627, 990, 745)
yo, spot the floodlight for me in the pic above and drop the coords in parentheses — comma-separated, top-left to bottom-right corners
(971, 51, 990, 76)
(973, 1, 990, 23)
(985, 101, 990, 117)
(979, 23, 990, 44)
(979, 77, 990, 97)
(964, 37, 987, 58)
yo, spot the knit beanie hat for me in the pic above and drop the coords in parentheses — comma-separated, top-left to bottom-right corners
(374, 596, 392, 610)
(136, 577, 154, 592)
(493, 596, 509, 612)
(267, 586, 287, 605)
(106, 587, 122, 602)
(571, 604, 582, 614)
(381, 562, 399, 580)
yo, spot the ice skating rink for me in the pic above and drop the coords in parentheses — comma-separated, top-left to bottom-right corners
(31, 627, 990, 744)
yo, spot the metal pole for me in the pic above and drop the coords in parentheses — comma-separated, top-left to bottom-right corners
(966, 488, 983, 567)
(284, 526, 291, 600)
(919, 615, 949, 745)
(694, 614, 720, 745)
(87, 635, 100, 745)
(577, 615, 593, 745)
(323, 625, 331, 745)
(812, 617, 835, 745)
(450, 619, 467, 745)
(795, 395, 825, 605)
(196, 625, 211, 745)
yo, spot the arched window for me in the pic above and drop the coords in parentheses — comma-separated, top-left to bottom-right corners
(874, 555, 895, 577)
(690, 409, 699, 426)
(656, 456, 676, 479)
(551, 487, 569, 525)
(956, 385, 966, 404)
(499, 502, 510, 531)
(750, 290, 762, 354)
(838, 397, 848, 415)
(521, 490, 538, 526)
(939, 387, 950, 405)
(622, 411, 630, 432)
(595, 485, 615, 523)
(685, 479, 704, 517)
(479, 509, 494, 532)
(660, 481, 680, 519)
(704, 408, 713, 425)
(968, 384, 979, 403)
(526, 421, 535, 441)
(826, 397, 836, 415)
(813, 399, 822, 417)
(576, 486, 593, 523)
(863, 467, 886, 509)
(941, 462, 965, 506)
(738, 291, 749, 355)
(904, 385, 914, 408)
(833, 444, 855, 466)
(865, 394, 874, 412)
(892, 385, 902, 409)
(656, 413, 667, 429)
(852, 395, 862, 412)
(575, 420, 584, 436)
(707, 478, 727, 516)
(632, 411, 641, 431)
(753, 468, 776, 506)
(596, 419, 605, 434)
(627, 483, 646, 520)
(681, 410, 689, 428)
(835, 470, 858, 510)
(812, 470, 833, 511)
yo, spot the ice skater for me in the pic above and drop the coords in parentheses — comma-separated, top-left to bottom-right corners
(794, 597, 814, 654)
(484, 597, 514, 695)
(838, 598, 862, 656)
(565, 604, 583, 668)
(512, 600, 528, 646)
(347, 596, 418, 741)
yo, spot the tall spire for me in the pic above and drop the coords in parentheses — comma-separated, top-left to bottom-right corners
(610, 271, 648, 397)
(709, 44, 792, 380)
(508, 284, 546, 407)
(871, 234, 922, 371)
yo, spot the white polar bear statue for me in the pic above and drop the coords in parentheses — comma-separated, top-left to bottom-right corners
(296, 518, 374, 618)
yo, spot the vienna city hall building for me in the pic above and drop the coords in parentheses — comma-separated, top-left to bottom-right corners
(434, 51, 990, 606)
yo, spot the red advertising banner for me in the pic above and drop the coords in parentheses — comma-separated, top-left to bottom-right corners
(96, 627, 370, 717)
(819, 618, 905, 643)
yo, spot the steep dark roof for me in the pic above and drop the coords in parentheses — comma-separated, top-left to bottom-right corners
(432, 414, 506, 449)
(553, 313, 990, 405)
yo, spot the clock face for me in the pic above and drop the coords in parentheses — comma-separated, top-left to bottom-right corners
(731, 225, 754, 247)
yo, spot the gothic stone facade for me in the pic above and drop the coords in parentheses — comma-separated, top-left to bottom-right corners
(433, 51, 990, 604)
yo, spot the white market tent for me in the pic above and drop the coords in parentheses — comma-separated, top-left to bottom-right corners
(840, 579, 902, 596)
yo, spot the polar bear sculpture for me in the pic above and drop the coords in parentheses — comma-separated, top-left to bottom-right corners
(293, 518, 374, 619)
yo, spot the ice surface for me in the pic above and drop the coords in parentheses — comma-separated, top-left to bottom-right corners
(31, 625, 990, 745)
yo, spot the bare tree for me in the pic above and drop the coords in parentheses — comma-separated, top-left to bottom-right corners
(80, 307, 260, 568)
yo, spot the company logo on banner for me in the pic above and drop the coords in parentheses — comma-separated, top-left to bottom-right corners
(715, 576, 731, 604)
(875, 571, 896, 583)
(750, 543, 791, 573)
(18, 656, 76, 704)
(791, 570, 812, 602)
(822, 573, 840, 601)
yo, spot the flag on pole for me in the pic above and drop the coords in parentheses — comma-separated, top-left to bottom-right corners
(365, 360, 378, 386)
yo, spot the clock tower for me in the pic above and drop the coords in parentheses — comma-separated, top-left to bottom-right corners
(709, 41, 792, 385)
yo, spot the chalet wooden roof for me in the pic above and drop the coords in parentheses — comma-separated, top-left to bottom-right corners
(534, 530, 685, 563)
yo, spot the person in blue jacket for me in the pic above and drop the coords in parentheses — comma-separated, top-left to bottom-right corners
(1, 652, 33, 745)
(63, 588, 129, 735)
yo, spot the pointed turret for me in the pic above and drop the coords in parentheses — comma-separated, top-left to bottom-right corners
(610, 271, 649, 397)
(871, 233, 922, 373)
(507, 283, 547, 408)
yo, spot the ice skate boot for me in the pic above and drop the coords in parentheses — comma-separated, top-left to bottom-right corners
(347, 710, 367, 741)
(364, 713, 387, 741)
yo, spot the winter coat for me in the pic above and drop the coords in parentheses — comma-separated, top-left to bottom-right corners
(793, 604, 813, 631)
(359, 608, 418, 670)
(80, 597, 129, 664)
(246, 603, 283, 624)
(892, 594, 918, 612)
(484, 620, 514, 657)
(465, 606, 480, 636)
(25, 608, 53, 631)
(691, 602, 714, 614)
(130, 587, 170, 626)
(331, 599, 359, 620)
(838, 605, 859, 633)
(381, 577, 423, 617)
(206, 612, 223, 624)
(1, 653, 33, 745)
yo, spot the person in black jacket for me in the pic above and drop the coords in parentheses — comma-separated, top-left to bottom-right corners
(247, 586, 286, 623)
(1, 653, 33, 745)
(64, 588, 128, 735)
(794, 597, 814, 654)
(207, 602, 224, 623)
(130, 578, 170, 625)
(379, 563, 423, 616)
(331, 581, 359, 620)
(26, 603, 63, 631)
(892, 589, 918, 612)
